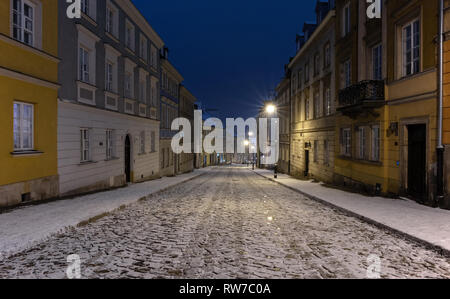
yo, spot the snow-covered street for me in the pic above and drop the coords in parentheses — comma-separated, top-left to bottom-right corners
(0, 166, 449, 279)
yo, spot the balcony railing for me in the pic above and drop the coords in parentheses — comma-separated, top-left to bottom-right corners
(338, 80, 385, 111)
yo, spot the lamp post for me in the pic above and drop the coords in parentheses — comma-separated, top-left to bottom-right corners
(264, 103, 277, 178)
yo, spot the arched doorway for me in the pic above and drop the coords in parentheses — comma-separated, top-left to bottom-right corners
(125, 135, 131, 183)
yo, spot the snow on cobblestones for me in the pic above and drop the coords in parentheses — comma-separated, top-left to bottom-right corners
(0, 167, 449, 279)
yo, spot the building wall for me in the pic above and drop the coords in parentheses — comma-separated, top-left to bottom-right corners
(289, 10, 336, 184)
(58, 101, 160, 196)
(0, 0, 59, 207)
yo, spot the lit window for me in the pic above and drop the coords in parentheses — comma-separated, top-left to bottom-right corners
(13, 102, 34, 151)
(342, 128, 351, 157)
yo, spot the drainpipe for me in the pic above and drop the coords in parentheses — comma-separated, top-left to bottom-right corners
(437, 0, 445, 202)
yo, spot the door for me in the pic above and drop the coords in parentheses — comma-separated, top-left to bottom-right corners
(304, 150, 309, 177)
(125, 135, 131, 183)
(407, 124, 426, 201)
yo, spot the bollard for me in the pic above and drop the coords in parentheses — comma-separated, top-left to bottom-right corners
(274, 167, 278, 179)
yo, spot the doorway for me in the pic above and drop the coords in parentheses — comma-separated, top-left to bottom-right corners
(125, 135, 131, 183)
(304, 150, 310, 177)
(407, 124, 426, 201)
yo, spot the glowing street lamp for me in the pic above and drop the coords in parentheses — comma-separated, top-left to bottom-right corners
(244, 140, 250, 146)
(248, 132, 254, 137)
(265, 104, 276, 115)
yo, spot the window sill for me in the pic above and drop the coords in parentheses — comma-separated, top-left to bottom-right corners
(78, 161, 98, 166)
(81, 13, 98, 27)
(105, 157, 120, 162)
(138, 152, 147, 156)
(105, 32, 119, 44)
(11, 150, 43, 157)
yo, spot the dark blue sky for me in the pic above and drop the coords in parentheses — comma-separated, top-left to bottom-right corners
(133, 0, 316, 119)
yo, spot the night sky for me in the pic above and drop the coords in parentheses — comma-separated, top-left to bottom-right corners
(132, 0, 317, 120)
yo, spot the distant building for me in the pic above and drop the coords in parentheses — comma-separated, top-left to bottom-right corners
(160, 48, 183, 177)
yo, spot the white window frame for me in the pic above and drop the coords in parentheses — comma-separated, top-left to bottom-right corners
(105, 2, 118, 38)
(80, 128, 90, 162)
(79, 46, 90, 83)
(12, 0, 35, 47)
(13, 101, 34, 151)
(106, 129, 114, 160)
(342, 128, 351, 157)
(402, 18, 420, 77)
(105, 60, 113, 92)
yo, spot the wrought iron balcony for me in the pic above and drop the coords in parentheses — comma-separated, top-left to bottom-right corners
(338, 80, 385, 116)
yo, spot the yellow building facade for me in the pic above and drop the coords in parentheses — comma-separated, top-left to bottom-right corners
(0, 0, 59, 207)
(334, 0, 440, 206)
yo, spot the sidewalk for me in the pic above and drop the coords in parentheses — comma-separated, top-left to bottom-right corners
(253, 168, 450, 254)
(0, 168, 211, 257)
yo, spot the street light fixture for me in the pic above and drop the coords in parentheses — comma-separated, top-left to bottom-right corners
(265, 104, 276, 115)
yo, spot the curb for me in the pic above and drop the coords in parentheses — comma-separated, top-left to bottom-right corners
(252, 170, 450, 258)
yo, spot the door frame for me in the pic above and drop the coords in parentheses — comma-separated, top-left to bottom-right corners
(125, 134, 132, 183)
(399, 117, 429, 198)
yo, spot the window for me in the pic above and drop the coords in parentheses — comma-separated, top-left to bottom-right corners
(314, 140, 319, 163)
(81, 0, 89, 15)
(13, 102, 33, 151)
(343, 2, 351, 37)
(105, 61, 113, 91)
(151, 131, 156, 152)
(150, 45, 158, 69)
(314, 91, 320, 119)
(140, 35, 148, 61)
(324, 87, 331, 116)
(343, 59, 351, 88)
(402, 19, 420, 76)
(324, 42, 331, 68)
(314, 53, 320, 76)
(125, 72, 132, 98)
(305, 97, 310, 120)
(139, 79, 146, 102)
(372, 44, 382, 80)
(372, 125, 380, 161)
(125, 20, 135, 51)
(342, 128, 351, 156)
(105, 3, 118, 37)
(106, 130, 114, 159)
(298, 70, 302, 89)
(79, 47, 90, 83)
(80, 128, 90, 162)
(12, 0, 34, 46)
(324, 140, 329, 166)
(304, 62, 310, 83)
(358, 127, 366, 159)
(140, 131, 145, 154)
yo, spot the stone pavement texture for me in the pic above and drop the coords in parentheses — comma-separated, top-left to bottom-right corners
(253, 168, 450, 254)
(0, 168, 211, 256)
(0, 166, 449, 279)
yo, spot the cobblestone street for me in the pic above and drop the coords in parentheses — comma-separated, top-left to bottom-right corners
(1, 166, 450, 279)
